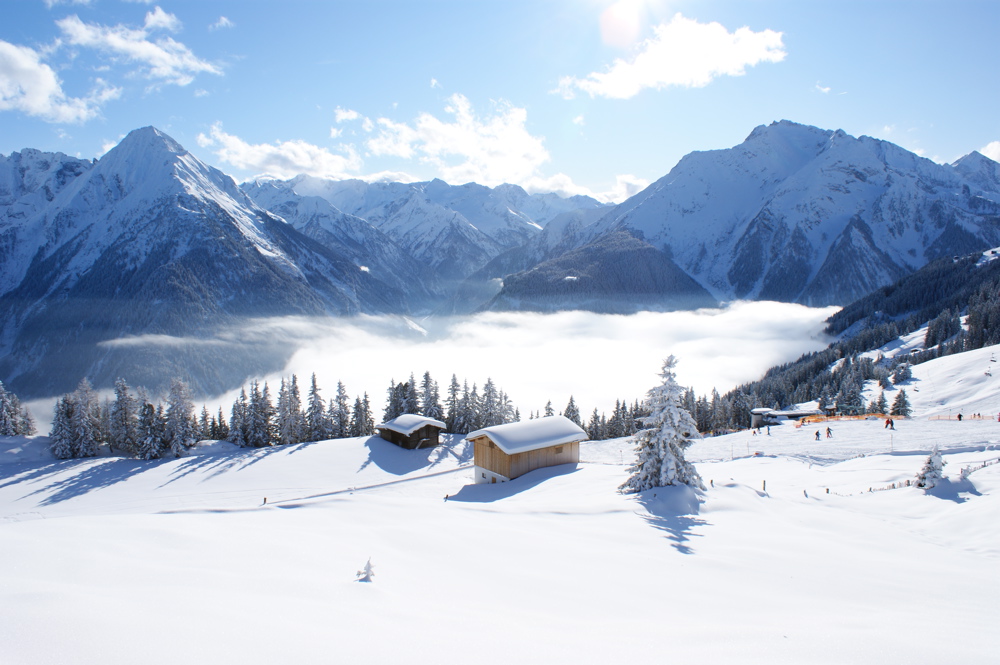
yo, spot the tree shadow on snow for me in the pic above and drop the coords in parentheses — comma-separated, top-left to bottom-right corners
(23, 458, 158, 506)
(634, 485, 707, 555)
(357, 436, 463, 476)
(447, 464, 580, 503)
(158, 445, 287, 486)
(925, 476, 981, 503)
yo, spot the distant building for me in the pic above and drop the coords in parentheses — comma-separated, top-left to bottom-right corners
(375, 414, 446, 449)
(466, 415, 587, 484)
(750, 408, 822, 429)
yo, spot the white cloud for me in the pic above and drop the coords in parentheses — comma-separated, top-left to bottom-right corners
(56, 13, 221, 87)
(194, 88, 209, 97)
(556, 13, 786, 100)
(980, 141, 1000, 163)
(43, 0, 92, 7)
(366, 93, 552, 187)
(572, 114, 585, 126)
(0, 39, 121, 123)
(209, 16, 235, 31)
(430, 77, 440, 89)
(601, 173, 650, 203)
(196, 122, 362, 179)
(329, 126, 343, 139)
(815, 82, 831, 94)
(334, 107, 360, 123)
(144, 6, 182, 33)
(361, 117, 375, 132)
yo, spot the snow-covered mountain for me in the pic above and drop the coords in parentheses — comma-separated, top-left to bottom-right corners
(243, 175, 607, 285)
(506, 121, 1000, 308)
(0, 128, 417, 396)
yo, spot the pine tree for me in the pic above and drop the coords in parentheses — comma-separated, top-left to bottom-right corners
(915, 445, 946, 489)
(890, 389, 911, 417)
(404, 374, 420, 415)
(563, 395, 581, 426)
(229, 388, 248, 447)
(165, 378, 196, 457)
(333, 381, 351, 438)
(420, 371, 444, 421)
(892, 362, 912, 384)
(870, 390, 889, 415)
(214, 407, 229, 440)
(0, 381, 35, 436)
(70, 379, 100, 458)
(620, 356, 705, 493)
(49, 396, 75, 459)
(109, 378, 138, 456)
(305, 373, 328, 442)
(136, 400, 165, 460)
(445, 374, 461, 431)
(544, 400, 554, 417)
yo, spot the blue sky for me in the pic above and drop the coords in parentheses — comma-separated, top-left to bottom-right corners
(2, 0, 998, 202)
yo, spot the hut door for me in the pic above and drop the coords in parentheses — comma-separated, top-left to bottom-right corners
(490, 476, 496, 484)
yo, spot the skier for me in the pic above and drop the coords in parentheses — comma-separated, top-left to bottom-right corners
(814, 430, 821, 441)
(826, 426, 832, 438)
(957, 413, 963, 421)
(884, 418, 890, 429)
(888, 418, 895, 430)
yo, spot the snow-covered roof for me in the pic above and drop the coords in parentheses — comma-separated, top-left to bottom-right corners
(465, 415, 588, 454)
(376, 414, 446, 436)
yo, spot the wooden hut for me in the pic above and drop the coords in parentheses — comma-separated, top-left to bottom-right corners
(375, 414, 446, 449)
(466, 415, 587, 484)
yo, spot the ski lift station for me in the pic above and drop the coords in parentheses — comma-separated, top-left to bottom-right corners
(466, 415, 588, 484)
(375, 414, 446, 449)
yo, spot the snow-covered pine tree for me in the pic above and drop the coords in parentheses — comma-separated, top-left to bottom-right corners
(445, 374, 461, 431)
(892, 362, 912, 385)
(915, 445, 946, 489)
(563, 395, 582, 426)
(198, 405, 211, 440)
(480, 378, 503, 427)
(136, 400, 165, 460)
(287, 374, 304, 443)
(620, 356, 705, 493)
(229, 388, 248, 447)
(544, 400, 554, 417)
(870, 390, 889, 415)
(109, 378, 139, 457)
(361, 393, 375, 435)
(305, 373, 328, 442)
(214, 407, 229, 440)
(49, 396, 75, 459)
(420, 371, 444, 421)
(403, 374, 420, 415)
(165, 378, 196, 457)
(334, 381, 351, 438)
(70, 379, 100, 458)
(890, 389, 911, 417)
(0, 381, 15, 436)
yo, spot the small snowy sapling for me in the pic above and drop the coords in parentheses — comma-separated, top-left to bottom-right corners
(356, 557, 375, 583)
(915, 445, 946, 489)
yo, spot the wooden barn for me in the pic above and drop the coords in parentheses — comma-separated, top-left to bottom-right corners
(375, 414, 446, 449)
(466, 415, 587, 484)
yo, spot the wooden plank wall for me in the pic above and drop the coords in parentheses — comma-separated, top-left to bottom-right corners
(510, 440, 579, 479)
(474, 436, 580, 479)
(473, 437, 511, 478)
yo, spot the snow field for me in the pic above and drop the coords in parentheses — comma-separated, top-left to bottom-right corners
(3, 345, 1000, 664)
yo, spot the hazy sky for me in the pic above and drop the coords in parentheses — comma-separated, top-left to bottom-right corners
(3, 1, 998, 202)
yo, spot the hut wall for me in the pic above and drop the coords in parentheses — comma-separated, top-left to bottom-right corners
(473, 436, 579, 481)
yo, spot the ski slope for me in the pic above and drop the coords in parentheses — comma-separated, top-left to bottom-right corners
(2, 346, 1000, 664)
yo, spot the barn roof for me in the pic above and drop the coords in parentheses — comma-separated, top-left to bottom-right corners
(376, 414, 446, 436)
(465, 415, 588, 454)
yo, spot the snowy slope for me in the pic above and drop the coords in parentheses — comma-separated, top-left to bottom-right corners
(2, 345, 1000, 664)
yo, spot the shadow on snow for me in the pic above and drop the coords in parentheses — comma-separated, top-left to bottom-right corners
(446, 464, 580, 503)
(633, 484, 708, 555)
(924, 476, 982, 503)
(358, 435, 472, 476)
